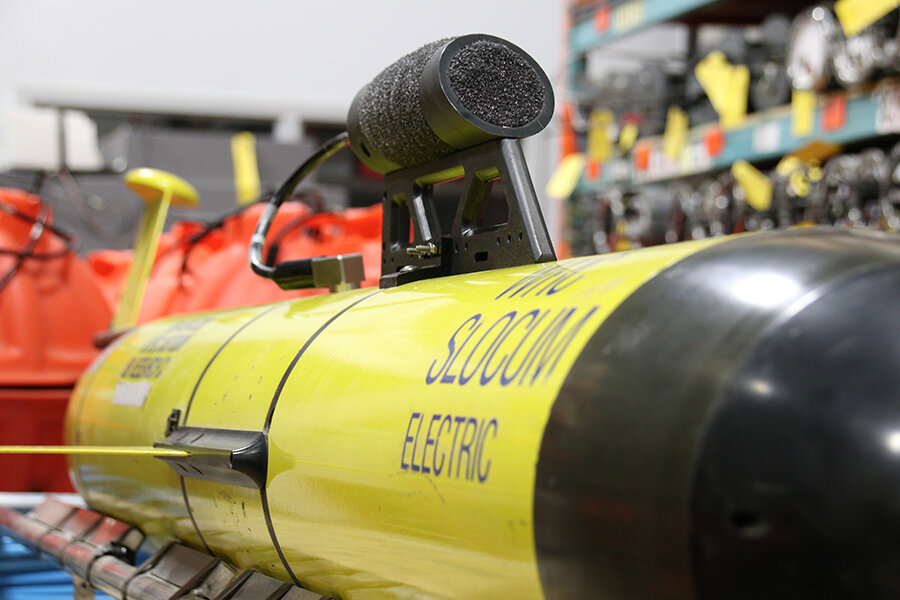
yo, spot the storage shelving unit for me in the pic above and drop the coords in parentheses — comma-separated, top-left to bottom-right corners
(580, 81, 900, 190)
(565, 0, 895, 194)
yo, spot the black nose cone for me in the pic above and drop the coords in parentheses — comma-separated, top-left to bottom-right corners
(693, 266, 900, 599)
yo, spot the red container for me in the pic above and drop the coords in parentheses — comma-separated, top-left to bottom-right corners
(0, 188, 113, 491)
(0, 388, 73, 492)
(0, 189, 382, 492)
(88, 203, 383, 323)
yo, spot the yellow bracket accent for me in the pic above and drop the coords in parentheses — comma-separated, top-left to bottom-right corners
(112, 168, 199, 329)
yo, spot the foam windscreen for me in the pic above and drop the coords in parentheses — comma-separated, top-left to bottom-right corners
(348, 34, 554, 174)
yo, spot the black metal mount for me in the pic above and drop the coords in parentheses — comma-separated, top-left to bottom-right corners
(155, 427, 267, 490)
(379, 138, 556, 288)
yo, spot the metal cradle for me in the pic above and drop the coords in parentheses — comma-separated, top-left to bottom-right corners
(0, 497, 330, 600)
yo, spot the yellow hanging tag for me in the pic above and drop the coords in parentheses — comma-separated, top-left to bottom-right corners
(720, 64, 750, 128)
(791, 89, 817, 138)
(231, 131, 262, 206)
(695, 51, 729, 108)
(587, 110, 614, 163)
(619, 123, 640, 152)
(695, 51, 749, 129)
(808, 164, 824, 183)
(732, 160, 773, 212)
(546, 153, 586, 199)
(834, 0, 899, 37)
(663, 106, 689, 161)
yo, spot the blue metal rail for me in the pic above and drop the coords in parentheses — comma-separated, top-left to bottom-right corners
(0, 535, 113, 600)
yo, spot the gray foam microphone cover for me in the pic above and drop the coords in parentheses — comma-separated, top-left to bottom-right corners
(348, 34, 554, 173)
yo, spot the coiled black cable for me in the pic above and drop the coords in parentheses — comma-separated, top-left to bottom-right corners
(249, 132, 349, 279)
(0, 203, 50, 293)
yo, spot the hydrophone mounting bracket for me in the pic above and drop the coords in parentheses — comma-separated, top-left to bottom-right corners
(379, 138, 556, 288)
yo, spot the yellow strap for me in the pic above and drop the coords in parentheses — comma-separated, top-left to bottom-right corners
(0, 445, 188, 457)
(834, 0, 899, 37)
(232, 132, 262, 206)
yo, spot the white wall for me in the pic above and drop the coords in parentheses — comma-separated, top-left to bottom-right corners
(0, 0, 566, 238)
(0, 0, 563, 121)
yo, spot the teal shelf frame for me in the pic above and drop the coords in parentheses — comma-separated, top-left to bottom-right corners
(574, 82, 900, 193)
(570, 0, 718, 55)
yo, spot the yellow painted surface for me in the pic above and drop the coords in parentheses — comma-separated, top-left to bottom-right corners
(68, 238, 725, 599)
(182, 291, 370, 577)
(67, 308, 269, 547)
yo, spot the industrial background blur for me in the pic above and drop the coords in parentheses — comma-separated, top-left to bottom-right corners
(1, 0, 899, 597)
(0, 0, 563, 248)
(6, 1, 900, 260)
